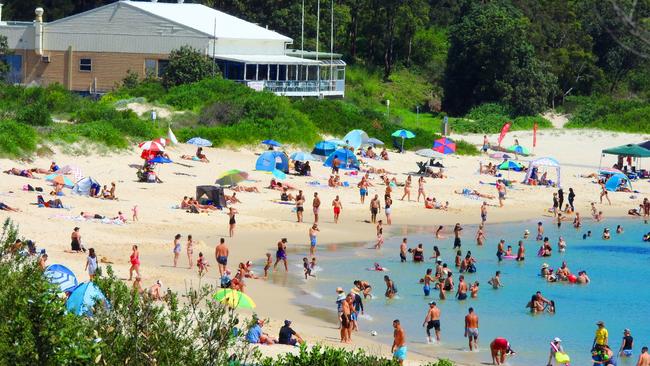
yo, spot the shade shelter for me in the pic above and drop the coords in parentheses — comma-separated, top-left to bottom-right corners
(324, 148, 359, 170)
(605, 173, 632, 192)
(600, 144, 650, 172)
(343, 129, 369, 150)
(66, 282, 109, 316)
(44, 264, 78, 293)
(523, 157, 561, 187)
(255, 151, 289, 173)
(196, 185, 227, 208)
(72, 177, 101, 196)
(311, 141, 337, 160)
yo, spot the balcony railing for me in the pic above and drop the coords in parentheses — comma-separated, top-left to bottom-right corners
(245, 80, 345, 96)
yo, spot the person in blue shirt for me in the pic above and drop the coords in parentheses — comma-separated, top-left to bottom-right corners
(245, 319, 276, 345)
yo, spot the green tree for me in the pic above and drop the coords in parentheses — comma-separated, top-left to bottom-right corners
(162, 46, 216, 88)
(0, 34, 9, 79)
(442, 2, 556, 116)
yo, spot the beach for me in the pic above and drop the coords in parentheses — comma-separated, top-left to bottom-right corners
(1, 128, 647, 365)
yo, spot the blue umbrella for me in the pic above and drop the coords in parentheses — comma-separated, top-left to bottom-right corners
(147, 156, 173, 164)
(290, 151, 318, 162)
(364, 137, 385, 146)
(187, 137, 213, 147)
(66, 282, 109, 316)
(498, 160, 524, 171)
(391, 129, 416, 139)
(272, 169, 286, 180)
(44, 264, 78, 293)
(261, 139, 282, 147)
(327, 139, 347, 146)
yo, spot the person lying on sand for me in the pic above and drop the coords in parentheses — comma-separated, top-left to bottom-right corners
(232, 185, 260, 193)
(268, 179, 296, 191)
(280, 188, 295, 202)
(424, 197, 448, 210)
(455, 189, 495, 199)
(4, 168, 36, 179)
(30, 167, 53, 174)
(189, 198, 217, 211)
(427, 168, 446, 179)
(180, 154, 209, 163)
(0, 202, 20, 212)
(362, 166, 393, 175)
(629, 205, 643, 216)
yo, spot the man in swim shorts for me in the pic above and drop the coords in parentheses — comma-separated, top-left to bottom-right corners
(453, 223, 463, 249)
(312, 192, 321, 223)
(465, 307, 479, 351)
(456, 275, 468, 300)
(423, 301, 441, 343)
(400, 238, 408, 262)
(392, 319, 407, 365)
(215, 238, 229, 277)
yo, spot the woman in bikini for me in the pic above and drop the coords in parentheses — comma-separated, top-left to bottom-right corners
(417, 176, 426, 202)
(401, 176, 412, 201)
(172, 233, 181, 267)
(476, 224, 486, 246)
(186, 234, 195, 269)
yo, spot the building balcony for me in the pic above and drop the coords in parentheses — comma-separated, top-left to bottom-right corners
(246, 79, 344, 97)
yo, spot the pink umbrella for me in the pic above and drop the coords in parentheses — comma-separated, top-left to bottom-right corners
(138, 141, 165, 152)
(489, 152, 512, 160)
(153, 137, 167, 146)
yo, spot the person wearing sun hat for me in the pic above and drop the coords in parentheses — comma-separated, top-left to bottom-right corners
(335, 287, 346, 328)
(547, 337, 570, 366)
(594, 321, 609, 349)
(619, 328, 634, 358)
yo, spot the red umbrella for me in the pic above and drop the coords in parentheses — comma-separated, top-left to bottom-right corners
(433, 137, 456, 154)
(138, 141, 165, 152)
(153, 137, 167, 146)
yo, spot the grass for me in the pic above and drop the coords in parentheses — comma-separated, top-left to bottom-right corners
(563, 95, 650, 133)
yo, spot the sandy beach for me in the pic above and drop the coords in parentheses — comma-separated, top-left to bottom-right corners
(1, 127, 647, 365)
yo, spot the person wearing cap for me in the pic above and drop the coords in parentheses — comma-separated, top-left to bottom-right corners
(594, 321, 609, 349)
(547, 337, 567, 366)
(619, 329, 634, 358)
(490, 337, 514, 365)
(246, 318, 276, 345)
(278, 320, 304, 346)
(423, 301, 441, 343)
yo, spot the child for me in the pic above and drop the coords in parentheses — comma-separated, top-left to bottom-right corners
(197, 252, 209, 276)
(132, 205, 139, 222)
(263, 253, 272, 278)
(309, 257, 317, 273)
(303, 257, 315, 279)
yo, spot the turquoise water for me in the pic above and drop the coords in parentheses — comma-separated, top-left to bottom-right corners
(291, 218, 650, 365)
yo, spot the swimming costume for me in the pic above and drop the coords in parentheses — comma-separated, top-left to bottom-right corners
(481, 213, 486, 221)
(623, 350, 633, 357)
(393, 346, 407, 361)
(333, 207, 341, 215)
(296, 207, 304, 212)
(310, 235, 317, 247)
(174, 242, 181, 254)
(400, 252, 406, 262)
(360, 188, 367, 196)
(229, 215, 236, 225)
(453, 237, 461, 248)
(71, 238, 81, 251)
(385, 207, 392, 215)
(341, 314, 350, 327)
(217, 256, 228, 265)
(467, 328, 479, 338)
(276, 249, 286, 260)
(423, 285, 431, 296)
(499, 192, 505, 199)
(371, 208, 378, 215)
(457, 292, 467, 300)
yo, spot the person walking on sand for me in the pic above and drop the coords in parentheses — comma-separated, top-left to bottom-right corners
(309, 223, 320, 256)
(295, 190, 305, 222)
(228, 207, 238, 237)
(401, 176, 412, 201)
(172, 233, 182, 267)
(600, 181, 611, 205)
(465, 307, 479, 351)
(215, 238, 229, 277)
(375, 220, 385, 249)
(392, 319, 407, 365)
(496, 180, 506, 207)
(332, 195, 343, 223)
(358, 177, 368, 204)
(370, 195, 381, 223)
(312, 192, 321, 223)
(417, 176, 426, 202)
(85, 248, 98, 281)
(385, 194, 393, 225)
(274, 238, 288, 272)
(481, 201, 488, 224)
(423, 301, 441, 344)
(186, 234, 195, 269)
(568, 188, 576, 211)
(128, 245, 140, 281)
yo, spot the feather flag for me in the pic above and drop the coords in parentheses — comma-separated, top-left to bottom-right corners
(498, 122, 511, 146)
(533, 123, 538, 147)
(167, 127, 178, 145)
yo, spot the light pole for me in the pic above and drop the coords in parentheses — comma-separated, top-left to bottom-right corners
(416, 105, 420, 126)
(386, 99, 390, 122)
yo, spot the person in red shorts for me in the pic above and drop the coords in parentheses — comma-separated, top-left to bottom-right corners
(490, 337, 515, 365)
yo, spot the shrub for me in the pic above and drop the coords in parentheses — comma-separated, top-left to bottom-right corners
(0, 119, 38, 156)
(448, 103, 552, 134)
(162, 45, 216, 88)
(564, 95, 650, 133)
(15, 100, 52, 126)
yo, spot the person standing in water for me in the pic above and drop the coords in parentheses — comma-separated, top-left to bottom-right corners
(423, 301, 441, 344)
(384, 275, 397, 298)
(464, 307, 479, 351)
(476, 224, 486, 246)
(399, 238, 408, 262)
(456, 275, 468, 300)
(375, 220, 385, 249)
(309, 224, 320, 256)
(516, 241, 525, 261)
(637, 347, 650, 366)
(423, 268, 434, 296)
(453, 223, 463, 249)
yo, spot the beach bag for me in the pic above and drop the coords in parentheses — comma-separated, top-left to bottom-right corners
(555, 352, 570, 364)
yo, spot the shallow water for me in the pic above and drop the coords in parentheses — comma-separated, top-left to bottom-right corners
(289, 218, 650, 365)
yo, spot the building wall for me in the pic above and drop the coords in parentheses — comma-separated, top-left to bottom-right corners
(22, 49, 168, 92)
(1, 24, 35, 49)
(213, 38, 288, 56)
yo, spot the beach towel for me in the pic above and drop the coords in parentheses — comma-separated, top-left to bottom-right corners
(52, 214, 125, 225)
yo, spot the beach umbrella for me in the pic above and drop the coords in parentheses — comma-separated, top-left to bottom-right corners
(272, 169, 287, 180)
(416, 149, 445, 159)
(44, 264, 78, 293)
(498, 160, 524, 171)
(187, 137, 213, 147)
(343, 129, 369, 149)
(45, 173, 75, 188)
(59, 165, 83, 182)
(290, 151, 318, 162)
(327, 139, 347, 146)
(147, 156, 173, 164)
(391, 129, 416, 152)
(153, 137, 167, 146)
(215, 169, 249, 186)
(507, 144, 530, 155)
(433, 137, 456, 155)
(138, 140, 165, 152)
(364, 137, 385, 147)
(489, 152, 512, 160)
(598, 167, 624, 176)
(213, 288, 256, 309)
(261, 139, 282, 147)
(66, 282, 109, 316)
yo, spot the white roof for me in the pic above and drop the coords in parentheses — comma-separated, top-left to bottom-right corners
(124, 1, 292, 42)
(214, 54, 321, 65)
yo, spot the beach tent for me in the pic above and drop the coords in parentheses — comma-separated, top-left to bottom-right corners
(44, 264, 78, 293)
(196, 185, 227, 208)
(523, 157, 561, 187)
(638, 141, 650, 150)
(324, 148, 359, 170)
(312, 141, 337, 158)
(343, 129, 369, 150)
(605, 173, 632, 192)
(66, 282, 109, 316)
(72, 177, 100, 196)
(255, 151, 289, 173)
(602, 144, 650, 157)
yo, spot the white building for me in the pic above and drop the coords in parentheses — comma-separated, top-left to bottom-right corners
(0, 0, 345, 96)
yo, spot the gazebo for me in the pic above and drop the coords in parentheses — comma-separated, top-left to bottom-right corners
(523, 157, 561, 187)
(599, 144, 650, 171)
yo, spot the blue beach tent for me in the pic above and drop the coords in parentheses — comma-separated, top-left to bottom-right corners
(44, 264, 78, 293)
(343, 129, 369, 150)
(66, 282, 109, 316)
(324, 148, 360, 170)
(605, 173, 632, 192)
(312, 141, 337, 158)
(255, 151, 289, 173)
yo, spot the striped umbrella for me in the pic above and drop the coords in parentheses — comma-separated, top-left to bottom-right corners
(433, 137, 456, 154)
(44, 264, 78, 293)
(213, 288, 256, 309)
(138, 140, 165, 152)
(153, 137, 167, 146)
(45, 173, 75, 188)
(215, 169, 249, 187)
(187, 137, 213, 147)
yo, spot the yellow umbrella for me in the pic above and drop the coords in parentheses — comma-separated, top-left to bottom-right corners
(213, 288, 256, 309)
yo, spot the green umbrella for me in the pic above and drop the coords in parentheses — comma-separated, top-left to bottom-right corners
(215, 169, 249, 187)
(214, 288, 256, 309)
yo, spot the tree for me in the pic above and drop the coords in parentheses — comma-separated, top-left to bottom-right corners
(162, 46, 216, 88)
(0, 35, 9, 80)
(442, 2, 556, 116)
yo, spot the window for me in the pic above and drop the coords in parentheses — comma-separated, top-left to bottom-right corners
(157, 60, 169, 77)
(79, 58, 92, 72)
(144, 59, 157, 77)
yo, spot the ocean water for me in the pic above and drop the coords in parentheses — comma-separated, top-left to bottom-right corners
(289, 218, 650, 365)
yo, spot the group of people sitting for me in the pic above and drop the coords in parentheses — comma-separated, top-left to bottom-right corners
(479, 162, 499, 176)
(526, 168, 554, 186)
(292, 161, 312, 176)
(246, 318, 304, 346)
(358, 146, 389, 161)
(424, 197, 449, 210)
(180, 196, 218, 213)
(180, 147, 209, 163)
